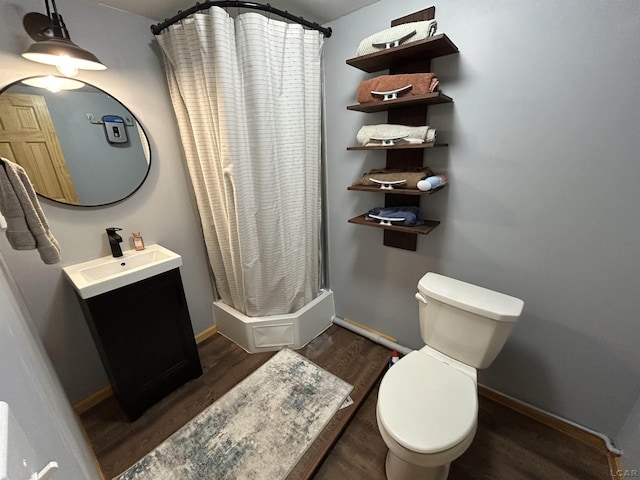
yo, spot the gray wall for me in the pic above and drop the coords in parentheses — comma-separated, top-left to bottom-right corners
(43, 89, 148, 205)
(323, 0, 640, 463)
(0, 251, 98, 478)
(618, 395, 640, 471)
(0, 0, 214, 404)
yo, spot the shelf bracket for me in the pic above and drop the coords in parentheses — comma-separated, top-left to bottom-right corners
(369, 134, 408, 146)
(367, 214, 405, 226)
(371, 84, 413, 101)
(372, 30, 417, 49)
(368, 178, 407, 190)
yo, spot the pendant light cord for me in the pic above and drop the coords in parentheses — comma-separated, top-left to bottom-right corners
(47, 0, 71, 40)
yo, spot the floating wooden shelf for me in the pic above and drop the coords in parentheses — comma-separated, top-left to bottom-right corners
(347, 92, 453, 113)
(348, 214, 440, 235)
(347, 185, 445, 196)
(346, 33, 459, 73)
(347, 142, 447, 151)
(345, 6, 457, 251)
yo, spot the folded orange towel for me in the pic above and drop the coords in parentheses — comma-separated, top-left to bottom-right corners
(357, 73, 439, 104)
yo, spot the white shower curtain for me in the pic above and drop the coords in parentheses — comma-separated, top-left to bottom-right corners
(157, 7, 323, 317)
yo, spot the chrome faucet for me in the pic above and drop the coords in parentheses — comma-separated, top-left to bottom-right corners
(106, 227, 123, 257)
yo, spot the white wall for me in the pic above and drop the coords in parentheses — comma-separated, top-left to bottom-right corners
(323, 0, 640, 463)
(0, 0, 214, 404)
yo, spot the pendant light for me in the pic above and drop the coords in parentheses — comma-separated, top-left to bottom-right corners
(21, 0, 106, 77)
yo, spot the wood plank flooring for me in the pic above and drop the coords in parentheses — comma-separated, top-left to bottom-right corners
(315, 381, 613, 480)
(80, 325, 390, 479)
(81, 325, 613, 480)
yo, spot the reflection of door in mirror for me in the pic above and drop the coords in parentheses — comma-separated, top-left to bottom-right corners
(0, 93, 79, 204)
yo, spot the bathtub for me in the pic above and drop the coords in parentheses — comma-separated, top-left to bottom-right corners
(213, 289, 335, 353)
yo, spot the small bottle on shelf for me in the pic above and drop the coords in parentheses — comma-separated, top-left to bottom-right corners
(132, 231, 145, 251)
(417, 174, 448, 191)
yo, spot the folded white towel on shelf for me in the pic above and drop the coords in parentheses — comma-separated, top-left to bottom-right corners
(356, 20, 438, 56)
(356, 124, 436, 146)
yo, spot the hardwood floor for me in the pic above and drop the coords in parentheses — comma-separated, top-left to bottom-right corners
(80, 325, 613, 480)
(315, 382, 613, 480)
(80, 325, 390, 479)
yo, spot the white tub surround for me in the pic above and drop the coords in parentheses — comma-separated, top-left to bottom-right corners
(213, 289, 335, 353)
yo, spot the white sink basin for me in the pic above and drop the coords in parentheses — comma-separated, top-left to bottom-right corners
(63, 244, 182, 299)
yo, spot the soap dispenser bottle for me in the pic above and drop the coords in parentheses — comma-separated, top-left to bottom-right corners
(132, 231, 145, 251)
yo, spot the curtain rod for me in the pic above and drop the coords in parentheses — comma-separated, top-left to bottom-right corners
(150, 1, 332, 37)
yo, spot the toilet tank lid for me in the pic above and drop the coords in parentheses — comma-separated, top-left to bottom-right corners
(418, 273, 524, 322)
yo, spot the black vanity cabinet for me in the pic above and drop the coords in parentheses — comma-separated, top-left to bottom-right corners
(78, 268, 202, 419)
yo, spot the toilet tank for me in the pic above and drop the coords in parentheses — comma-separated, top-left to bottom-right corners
(416, 273, 524, 369)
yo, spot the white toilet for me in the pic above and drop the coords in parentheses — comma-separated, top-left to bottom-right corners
(376, 272, 524, 480)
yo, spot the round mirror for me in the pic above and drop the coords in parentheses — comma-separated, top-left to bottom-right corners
(0, 76, 151, 207)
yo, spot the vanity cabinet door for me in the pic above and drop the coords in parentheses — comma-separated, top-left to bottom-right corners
(81, 268, 202, 419)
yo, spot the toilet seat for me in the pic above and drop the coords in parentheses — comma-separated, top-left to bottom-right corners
(377, 351, 478, 454)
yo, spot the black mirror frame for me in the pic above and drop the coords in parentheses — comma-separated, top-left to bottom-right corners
(0, 75, 152, 207)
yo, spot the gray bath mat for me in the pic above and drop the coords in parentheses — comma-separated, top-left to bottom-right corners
(115, 348, 353, 480)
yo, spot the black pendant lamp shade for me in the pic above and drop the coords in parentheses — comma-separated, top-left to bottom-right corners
(22, 36, 106, 71)
(21, 2, 106, 73)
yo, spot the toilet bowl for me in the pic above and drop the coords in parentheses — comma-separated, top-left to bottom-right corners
(376, 272, 524, 480)
(376, 349, 478, 480)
